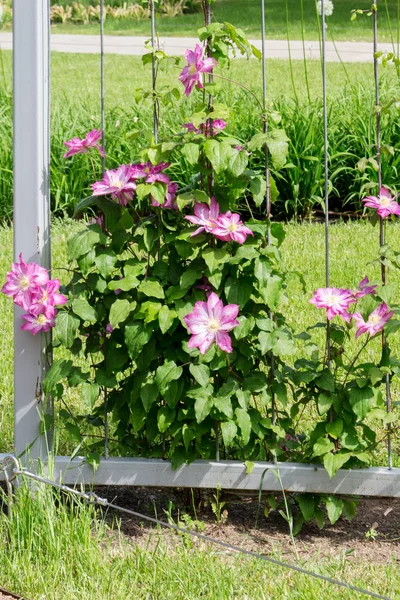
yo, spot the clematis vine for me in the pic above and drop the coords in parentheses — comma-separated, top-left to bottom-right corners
(212, 212, 254, 244)
(21, 306, 56, 335)
(63, 129, 104, 159)
(179, 44, 217, 96)
(151, 183, 179, 210)
(2, 253, 49, 311)
(353, 302, 393, 338)
(352, 276, 377, 300)
(184, 292, 239, 354)
(309, 287, 354, 322)
(185, 196, 220, 236)
(2, 254, 67, 335)
(129, 162, 171, 184)
(182, 119, 227, 136)
(91, 164, 137, 206)
(362, 187, 400, 219)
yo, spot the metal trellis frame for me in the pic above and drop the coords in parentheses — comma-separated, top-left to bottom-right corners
(1, 0, 399, 496)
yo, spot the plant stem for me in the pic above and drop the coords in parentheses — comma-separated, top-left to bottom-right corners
(341, 337, 371, 391)
(285, 0, 299, 105)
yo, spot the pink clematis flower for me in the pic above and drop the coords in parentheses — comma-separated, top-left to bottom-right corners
(63, 129, 105, 159)
(185, 196, 220, 236)
(151, 183, 179, 210)
(182, 119, 227, 136)
(1, 253, 49, 311)
(183, 292, 239, 354)
(30, 279, 67, 316)
(88, 214, 104, 229)
(196, 275, 213, 292)
(353, 302, 394, 339)
(212, 212, 254, 244)
(20, 305, 56, 335)
(362, 187, 400, 219)
(129, 162, 171, 185)
(91, 164, 136, 206)
(179, 44, 218, 96)
(309, 287, 354, 322)
(352, 276, 377, 300)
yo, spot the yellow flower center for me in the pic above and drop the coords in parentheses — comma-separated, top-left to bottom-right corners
(228, 223, 238, 232)
(379, 196, 391, 206)
(40, 291, 48, 303)
(208, 318, 220, 332)
(369, 314, 381, 324)
(188, 63, 198, 76)
(19, 275, 30, 291)
(36, 314, 47, 324)
(327, 293, 341, 305)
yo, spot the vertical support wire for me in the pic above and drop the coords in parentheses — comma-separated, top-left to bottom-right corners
(100, 0, 108, 459)
(321, 1, 331, 370)
(373, 2, 392, 470)
(150, 0, 159, 144)
(261, 0, 276, 432)
(100, 0, 105, 176)
(203, 0, 218, 460)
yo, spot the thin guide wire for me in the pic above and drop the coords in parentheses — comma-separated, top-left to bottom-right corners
(0, 458, 391, 600)
(320, 0, 331, 371)
(373, 1, 392, 470)
(100, 0, 105, 175)
(150, 0, 158, 143)
(261, 0, 276, 439)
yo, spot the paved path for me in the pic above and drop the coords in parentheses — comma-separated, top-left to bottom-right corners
(0, 32, 393, 62)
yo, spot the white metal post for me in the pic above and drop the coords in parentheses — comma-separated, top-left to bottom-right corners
(13, 0, 51, 462)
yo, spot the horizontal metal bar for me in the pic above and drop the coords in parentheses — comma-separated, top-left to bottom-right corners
(2, 455, 398, 497)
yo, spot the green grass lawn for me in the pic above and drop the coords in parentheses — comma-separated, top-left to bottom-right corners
(48, 0, 400, 42)
(0, 482, 399, 600)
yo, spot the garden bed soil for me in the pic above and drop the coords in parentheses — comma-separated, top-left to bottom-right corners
(96, 487, 400, 565)
(0, 588, 23, 599)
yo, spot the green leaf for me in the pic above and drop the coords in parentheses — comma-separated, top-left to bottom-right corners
(245, 460, 255, 475)
(155, 360, 183, 394)
(324, 495, 344, 525)
(225, 276, 253, 308)
(244, 373, 268, 393)
(248, 132, 268, 151)
(67, 229, 104, 261)
(140, 382, 158, 412)
(71, 298, 97, 324)
(266, 128, 289, 170)
(109, 299, 135, 327)
(297, 494, 315, 523)
(124, 321, 153, 359)
(369, 367, 384, 385)
(203, 247, 229, 274)
(342, 499, 358, 521)
(203, 139, 233, 174)
(323, 452, 352, 478)
(348, 385, 375, 419)
(65, 422, 82, 442)
(108, 274, 139, 292)
(189, 364, 210, 387)
(258, 331, 274, 355)
(325, 419, 343, 439)
(317, 392, 333, 416)
(228, 149, 248, 177)
(250, 175, 267, 207)
(312, 437, 335, 457)
(94, 248, 117, 278)
(43, 359, 73, 394)
(139, 278, 165, 299)
(233, 315, 255, 340)
(213, 396, 233, 419)
(82, 382, 100, 409)
(235, 407, 251, 445)
(136, 301, 162, 324)
(194, 395, 212, 424)
(157, 406, 175, 433)
(54, 312, 80, 348)
(221, 420, 237, 447)
(158, 305, 177, 334)
(316, 369, 335, 393)
(130, 400, 146, 432)
(181, 142, 200, 165)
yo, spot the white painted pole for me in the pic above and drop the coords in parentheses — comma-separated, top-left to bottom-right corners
(13, 0, 51, 462)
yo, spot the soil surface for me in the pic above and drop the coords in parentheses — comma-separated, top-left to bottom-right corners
(0, 588, 22, 600)
(94, 486, 400, 564)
